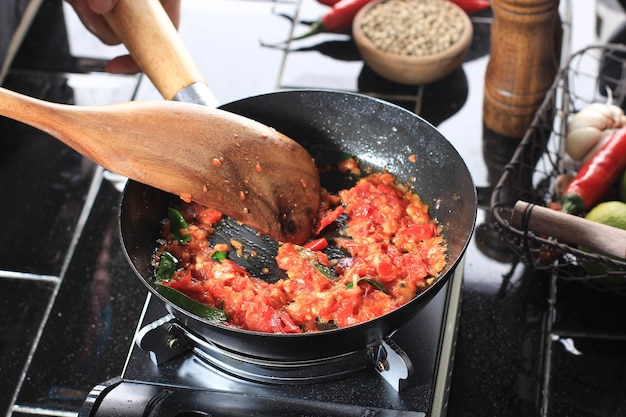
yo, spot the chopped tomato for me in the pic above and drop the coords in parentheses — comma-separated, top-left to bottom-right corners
(397, 223, 437, 244)
(198, 208, 222, 225)
(155, 171, 447, 334)
(166, 271, 191, 290)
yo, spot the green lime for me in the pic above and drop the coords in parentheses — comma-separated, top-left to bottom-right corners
(584, 201, 626, 230)
(581, 201, 626, 280)
(619, 170, 626, 203)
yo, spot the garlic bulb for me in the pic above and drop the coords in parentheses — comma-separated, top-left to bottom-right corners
(566, 102, 626, 161)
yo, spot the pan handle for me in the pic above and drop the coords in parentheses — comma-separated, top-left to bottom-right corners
(104, 0, 218, 105)
(511, 200, 626, 259)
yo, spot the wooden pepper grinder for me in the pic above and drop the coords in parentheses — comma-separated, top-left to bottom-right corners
(483, 0, 562, 139)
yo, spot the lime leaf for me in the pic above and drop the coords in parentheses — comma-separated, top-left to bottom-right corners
(155, 283, 227, 322)
(295, 245, 334, 280)
(156, 251, 178, 283)
(346, 277, 387, 293)
(168, 207, 190, 244)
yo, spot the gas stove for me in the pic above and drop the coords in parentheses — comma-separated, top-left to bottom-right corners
(79, 260, 464, 417)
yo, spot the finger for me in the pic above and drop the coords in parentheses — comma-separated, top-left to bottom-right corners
(86, 0, 117, 14)
(67, 0, 120, 45)
(89, 0, 180, 27)
(85, 15, 120, 45)
(161, 0, 181, 28)
(104, 55, 141, 74)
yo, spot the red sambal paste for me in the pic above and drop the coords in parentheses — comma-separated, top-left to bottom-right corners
(154, 170, 447, 334)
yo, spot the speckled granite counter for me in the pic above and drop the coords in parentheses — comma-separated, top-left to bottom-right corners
(1, 1, 623, 416)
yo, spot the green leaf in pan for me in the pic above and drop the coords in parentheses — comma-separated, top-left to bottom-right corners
(155, 283, 227, 323)
(168, 207, 190, 244)
(295, 245, 334, 280)
(346, 277, 387, 293)
(156, 251, 178, 282)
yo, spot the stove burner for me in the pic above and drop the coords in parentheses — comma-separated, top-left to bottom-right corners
(81, 266, 462, 416)
(136, 314, 414, 390)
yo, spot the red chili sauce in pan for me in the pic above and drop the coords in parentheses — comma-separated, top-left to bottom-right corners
(153, 159, 447, 333)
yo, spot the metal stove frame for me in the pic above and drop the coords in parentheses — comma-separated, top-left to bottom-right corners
(80, 257, 464, 417)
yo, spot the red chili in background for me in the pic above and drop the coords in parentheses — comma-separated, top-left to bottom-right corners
(288, 0, 374, 42)
(317, 0, 341, 5)
(561, 126, 626, 215)
(282, 0, 488, 44)
(447, 0, 490, 13)
(317, 0, 490, 14)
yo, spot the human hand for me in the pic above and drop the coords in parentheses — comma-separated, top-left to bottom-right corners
(65, 0, 181, 74)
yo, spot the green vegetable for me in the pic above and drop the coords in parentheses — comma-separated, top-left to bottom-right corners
(155, 283, 227, 322)
(295, 245, 334, 280)
(168, 207, 190, 243)
(211, 250, 228, 262)
(156, 251, 178, 282)
(347, 277, 387, 293)
(154, 250, 226, 322)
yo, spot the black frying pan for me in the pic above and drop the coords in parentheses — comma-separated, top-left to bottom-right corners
(119, 89, 476, 361)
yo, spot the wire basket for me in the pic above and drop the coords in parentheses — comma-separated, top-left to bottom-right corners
(491, 44, 626, 294)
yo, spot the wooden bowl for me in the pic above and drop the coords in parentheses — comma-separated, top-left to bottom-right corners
(352, 0, 473, 85)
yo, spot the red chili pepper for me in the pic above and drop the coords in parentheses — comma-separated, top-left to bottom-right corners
(318, 0, 490, 13)
(289, 0, 374, 42)
(561, 126, 626, 215)
(272, 0, 486, 45)
(304, 238, 329, 251)
(314, 206, 344, 235)
(317, 0, 341, 6)
(448, 0, 490, 14)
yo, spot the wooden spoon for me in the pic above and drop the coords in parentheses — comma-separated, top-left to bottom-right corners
(98, 0, 321, 244)
(0, 87, 319, 244)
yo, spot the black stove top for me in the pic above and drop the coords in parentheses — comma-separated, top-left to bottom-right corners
(80, 263, 463, 417)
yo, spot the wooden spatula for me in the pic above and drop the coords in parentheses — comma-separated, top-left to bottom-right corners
(99, 0, 321, 244)
(0, 87, 320, 244)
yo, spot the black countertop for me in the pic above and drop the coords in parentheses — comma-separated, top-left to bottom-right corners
(1, 1, 624, 416)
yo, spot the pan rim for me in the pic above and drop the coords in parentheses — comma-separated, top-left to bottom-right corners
(118, 88, 477, 343)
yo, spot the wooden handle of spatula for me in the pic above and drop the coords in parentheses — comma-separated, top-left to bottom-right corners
(104, 0, 206, 101)
(511, 200, 626, 259)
